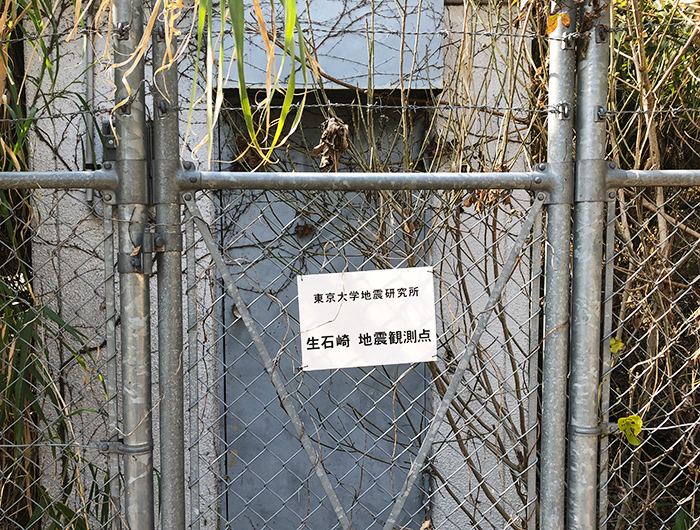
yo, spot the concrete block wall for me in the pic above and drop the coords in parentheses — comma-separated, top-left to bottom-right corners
(430, 3, 535, 528)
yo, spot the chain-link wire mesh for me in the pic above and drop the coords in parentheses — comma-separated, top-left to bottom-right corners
(0, 189, 120, 529)
(601, 187, 700, 530)
(185, 185, 543, 530)
(599, 0, 700, 525)
(181, 1, 549, 524)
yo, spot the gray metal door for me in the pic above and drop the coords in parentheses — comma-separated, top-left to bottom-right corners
(220, 188, 432, 528)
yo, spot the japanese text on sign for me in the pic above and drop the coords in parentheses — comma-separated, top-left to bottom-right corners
(312, 287, 420, 304)
(297, 267, 437, 371)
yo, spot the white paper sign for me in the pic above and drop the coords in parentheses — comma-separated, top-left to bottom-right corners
(297, 267, 437, 371)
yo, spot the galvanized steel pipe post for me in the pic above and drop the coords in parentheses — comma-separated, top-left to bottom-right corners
(113, 0, 154, 526)
(153, 22, 186, 530)
(568, 1, 611, 528)
(540, 0, 576, 527)
(0, 170, 117, 190)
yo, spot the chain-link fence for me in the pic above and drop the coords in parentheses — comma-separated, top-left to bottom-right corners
(0, 190, 120, 528)
(596, 3, 700, 527)
(600, 187, 700, 530)
(184, 186, 542, 530)
(3, 0, 700, 527)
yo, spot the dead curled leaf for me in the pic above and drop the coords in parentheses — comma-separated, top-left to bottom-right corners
(313, 117, 349, 172)
(294, 222, 314, 237)
(235, 135, 264, 168)
(463, 189, 512, 214)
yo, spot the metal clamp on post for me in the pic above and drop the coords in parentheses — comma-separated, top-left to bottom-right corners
(115, 21, 130, 41)
(594, 106, 607, 123)
(155, 22, 165, 42)
(557, 102, 572, 120)
(157, 99, 169, 115)
(595, 24, 608, 43)
(153, 230, 182, 253)
(102, 123, 117, 162)
(140, 231, 154, 273)
(102, 190, 117, 205)
(606, 161, 619, 195)
(575, 158, 609, 202)
(97, 439, 153, 455)
(561, 33, 575, 50)
(570, 423, 619, 436)
(534, 162, 569, 204)
(534, 163, 548, 186)
(120, 231, 154, 274)
(180, 161, 199, 189)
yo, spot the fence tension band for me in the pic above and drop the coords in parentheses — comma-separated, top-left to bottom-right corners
(182, 193, 352, 530)
(97, 440, 152, 455)
(383, 192, 546, 530)
(570, 423, 619, 436)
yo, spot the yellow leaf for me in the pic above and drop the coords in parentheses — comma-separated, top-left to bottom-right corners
(561, 13, 571, 27)
(610, 337, 625, 354)
(547, 14, 559, 35)
(618, 415, 642, 446)
(0, 137, 21, 171)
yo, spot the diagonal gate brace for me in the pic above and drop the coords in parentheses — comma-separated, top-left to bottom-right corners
(183, 193, 352, 530)
(382, 192, 546, 530)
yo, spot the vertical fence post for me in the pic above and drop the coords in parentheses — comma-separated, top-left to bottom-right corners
(527, 212, 544, 530)
(103, 205, 122, 527)
(568, 0, 611, 528)
(598, 194, 616, 529)
(185, 219, 200, 529)
(540, 1, 576, 528)
(113, 0, 154, 525)
(152, 22, 186, 530)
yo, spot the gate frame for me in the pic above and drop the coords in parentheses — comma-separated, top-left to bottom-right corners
(3, 0, 700, 527)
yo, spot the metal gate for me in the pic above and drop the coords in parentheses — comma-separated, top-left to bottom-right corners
(184, 185, 544, 529)
(2, 0, 700, 528)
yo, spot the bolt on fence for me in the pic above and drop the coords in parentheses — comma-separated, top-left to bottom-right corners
(1, 0, 700, 529)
